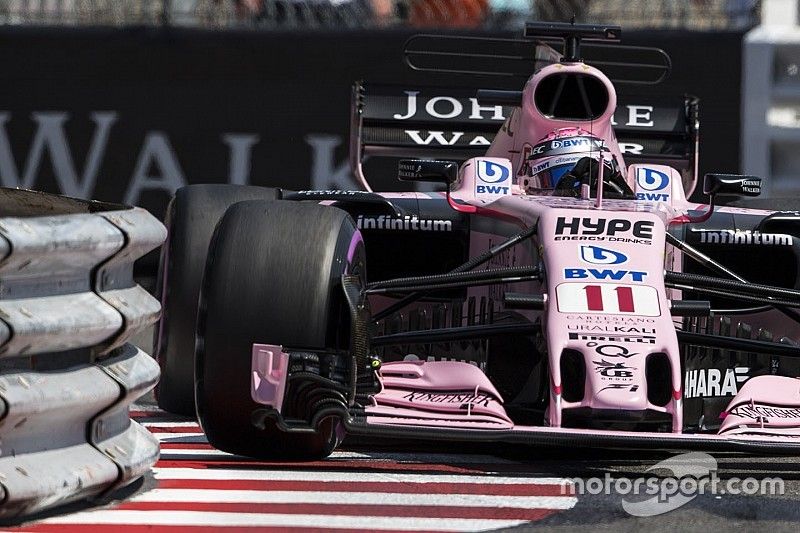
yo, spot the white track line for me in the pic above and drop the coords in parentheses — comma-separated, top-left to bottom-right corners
(129, 488, 576, 509)
(153, 433, 207, 442)
(157, 449, 233, 457)
(34, 510, 531, 531)
(142, 421, 202, 428)
(153, 468, 572, 485)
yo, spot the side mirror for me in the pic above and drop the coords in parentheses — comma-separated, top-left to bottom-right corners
(398, 159, 458, 184)
(703, 174, 762, 197)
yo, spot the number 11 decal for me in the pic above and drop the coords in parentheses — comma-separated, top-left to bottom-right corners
(557, 283, 659, 316)
(584, 285, 635, 312)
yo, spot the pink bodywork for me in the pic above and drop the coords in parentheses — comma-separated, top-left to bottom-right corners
(366, 361, 513, 429)
(250, 58, 800, 448)
(251, 343, 289, 412)
(536, 207, 683, 431)
(486, 62, 627, 186)
(719, 375, 800, 436)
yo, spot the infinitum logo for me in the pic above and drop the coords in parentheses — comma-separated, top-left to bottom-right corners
(697, 229, 793, 246)
(356, 215, 452, 232)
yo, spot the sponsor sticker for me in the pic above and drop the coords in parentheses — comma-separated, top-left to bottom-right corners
(683, 367, 749, 399)
(553, 155, 583, 166)
(636, 168, 669, 191)
(741, 180, 761, 195)
(475, 159, 512, 200)
(580, 245, 628, 265)
(551, 137, 605, 151)
(403, 391, 493, 408)
(594, 359, 636, 380)
(568, 325, 656, 333)
(298, 190, 372, 195)
(557, 283, 661, 316)
(564, 268, 647, 282)
(588, 342, 638, 358)
(729, 403, 800, 419)
(635, 167, 670, 202)
(565, 314, 655, 324)
(600, 383, 640, 393)
(532, 160, 551, 173)
(695, 229, 793, 246)
(569, 332, 656, 344)
(554, 217, 655, 245)
(356, 215, 452, 232)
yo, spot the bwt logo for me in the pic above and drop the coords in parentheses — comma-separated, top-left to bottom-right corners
(564, 268, 648, 282)
(475, 160, 511, 195)
(551, 138, 604, 150)
(636, 168, 670, 203)
(636, 192, 670, 201)
(636, 168, 669, 191)
(580, 245, 628, 265)
(532, 161, 550, 173)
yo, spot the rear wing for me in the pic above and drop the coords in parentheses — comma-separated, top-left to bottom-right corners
(350, 82, 699, 193)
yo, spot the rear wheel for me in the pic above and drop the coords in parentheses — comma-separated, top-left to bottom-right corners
(195, 200, 362, 459)
(154, 184, 280, 415)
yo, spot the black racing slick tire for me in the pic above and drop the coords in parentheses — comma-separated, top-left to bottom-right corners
(195, 200, 363, 459)
(154, 184, 280, 416)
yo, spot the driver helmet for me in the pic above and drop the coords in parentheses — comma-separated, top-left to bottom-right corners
(521, 127, 610, 193)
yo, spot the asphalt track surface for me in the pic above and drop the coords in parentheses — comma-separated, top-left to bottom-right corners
(5, 396, 800, 533)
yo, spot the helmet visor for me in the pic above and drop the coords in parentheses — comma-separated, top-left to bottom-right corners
(528, 154, 583, 189)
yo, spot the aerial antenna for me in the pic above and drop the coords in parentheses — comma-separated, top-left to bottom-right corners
(523, 21, 621, 63)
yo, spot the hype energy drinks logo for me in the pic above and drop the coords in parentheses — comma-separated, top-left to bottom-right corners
(554, 217, 655, 245)
(474, 159, 512, 201)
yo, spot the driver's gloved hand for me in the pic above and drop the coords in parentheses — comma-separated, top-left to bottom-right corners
(553, 157, 594, 197)
(605, 168, 635, 199)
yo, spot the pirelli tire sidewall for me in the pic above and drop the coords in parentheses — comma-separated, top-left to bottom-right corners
(195, 200, 360, 459)
(154, 184, 280, 416)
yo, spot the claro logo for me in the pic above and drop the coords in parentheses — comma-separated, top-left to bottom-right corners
(554, 217, 655, 245)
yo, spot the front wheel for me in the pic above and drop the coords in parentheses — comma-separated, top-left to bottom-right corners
(154, 184, 279, 416)
(195, 200, 363, 459)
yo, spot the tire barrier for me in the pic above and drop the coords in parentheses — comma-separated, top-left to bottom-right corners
(0, 188, 166, 520)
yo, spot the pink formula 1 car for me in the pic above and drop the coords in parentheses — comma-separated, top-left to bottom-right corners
(155, 23, 800, 458)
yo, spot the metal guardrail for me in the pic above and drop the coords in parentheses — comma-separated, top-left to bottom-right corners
(0, 188, 166, 520)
